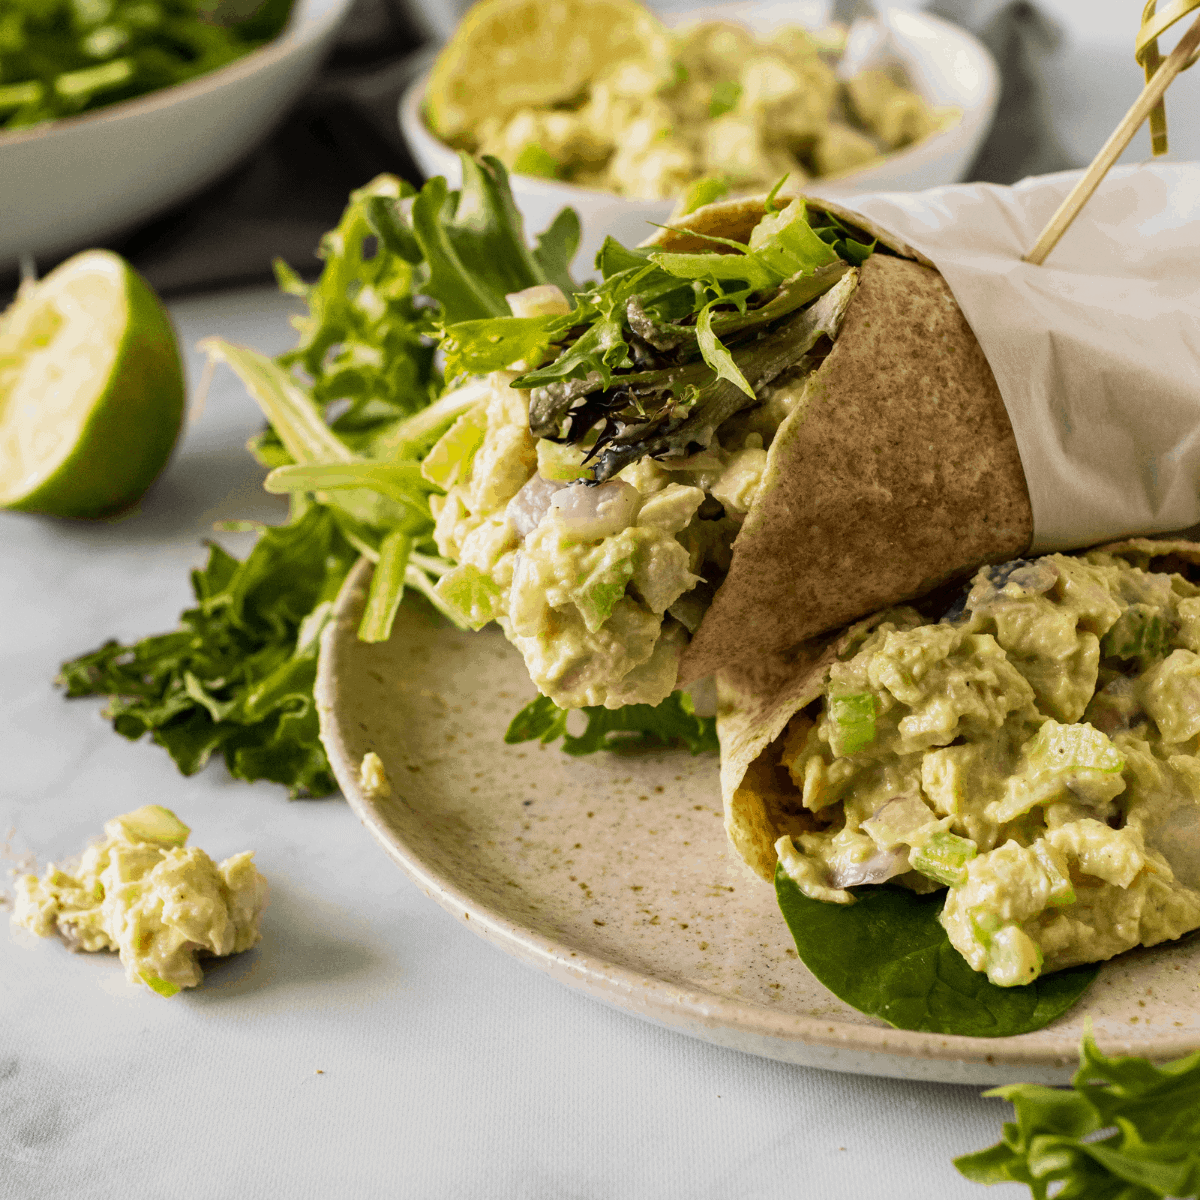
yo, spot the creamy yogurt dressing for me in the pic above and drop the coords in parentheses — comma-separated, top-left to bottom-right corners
(772, 549, 1200, 986)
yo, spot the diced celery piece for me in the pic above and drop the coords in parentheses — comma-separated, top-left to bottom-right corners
(512, 143, 560, 180)
(55, 58, 134, 99)
(1101, 604, 1169, 671)
(910, 829, 977, 887)
(0, 81, 43, 111)
(1032, 842, 1076, 907)
(984, 924, 1044, 987)
(537, 439, 591, 482)
(574, 553, 634, 632)
(970, 909, 1003, 944)
(828, 692, 876, 755)
(141, 973, 181, 998)
(419, 405, 487, 490)
(432, 564, 503, 631)
(107, 805, 190, 848)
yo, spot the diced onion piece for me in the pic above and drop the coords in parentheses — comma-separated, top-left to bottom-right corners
(506, 473, 566, 537)
(827, 847, 910, 889)
(505, 284, 571, 318)
(1032, 841, 1075, 906)
(549, 480, 642, 543)
(862, 794, 938, 850)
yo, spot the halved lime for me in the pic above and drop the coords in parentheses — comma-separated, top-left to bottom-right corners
(0, 250, 185, 519)
(425, 0, 672, 143)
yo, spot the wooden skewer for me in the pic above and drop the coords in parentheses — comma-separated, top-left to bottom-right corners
(1023, 8, 1200, 266)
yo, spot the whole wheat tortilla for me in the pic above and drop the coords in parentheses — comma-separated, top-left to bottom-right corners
(717, 539, 1200, 881)
(641, 196, 1034, 686)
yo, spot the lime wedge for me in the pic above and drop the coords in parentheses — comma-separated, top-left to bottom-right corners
(425, 0, 671, 143)
(0, 250, 185, 519)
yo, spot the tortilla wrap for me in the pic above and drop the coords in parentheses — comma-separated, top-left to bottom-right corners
(642, 196, 1034, 687)
(717, 538, 1200, 881)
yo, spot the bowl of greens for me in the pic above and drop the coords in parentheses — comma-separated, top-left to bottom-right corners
(0, 0, 353, 267)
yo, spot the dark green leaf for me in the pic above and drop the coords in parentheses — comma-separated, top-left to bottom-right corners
(595, 236, 652, 279)
(957, 1034, 1200, 1199)
(364, 193, 422, 263)
(774, 872, 1099, 1037)
(409, 154, 578, 324)
(504, 694, 569, 745)
(57, 508, 357, 798)
(506, 691, 718, 756)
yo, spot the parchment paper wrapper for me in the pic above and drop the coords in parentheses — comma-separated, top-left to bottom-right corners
(649, 165, 1200, 684)
(845, 164, 1200, 552)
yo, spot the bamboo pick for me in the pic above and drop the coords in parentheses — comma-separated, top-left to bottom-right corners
(1023, 8, 1200, 266)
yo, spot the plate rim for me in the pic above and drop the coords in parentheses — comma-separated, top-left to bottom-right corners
(316, 557, 1200, 1081)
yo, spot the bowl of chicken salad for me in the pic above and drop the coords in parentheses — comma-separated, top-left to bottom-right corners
(400, 0, 998, 274)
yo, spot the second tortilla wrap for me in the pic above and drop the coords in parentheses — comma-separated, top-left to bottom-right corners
(643, 197, 1034, 687)
(716, 538, 1200, 881)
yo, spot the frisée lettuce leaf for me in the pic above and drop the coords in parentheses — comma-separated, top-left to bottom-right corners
(58, 508, 356, 797)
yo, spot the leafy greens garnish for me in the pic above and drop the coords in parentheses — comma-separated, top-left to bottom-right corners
(58, 159, 555, 796)
(775, 867, 1099, 1037)
(506, 692, 718, 756)
(439, 196, 871, 481)
(957, 1031, 1200, 1198)
(58, 508, 356, 797)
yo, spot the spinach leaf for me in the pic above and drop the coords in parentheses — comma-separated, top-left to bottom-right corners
(506, 692, 718, 756)
(775, 869, 1099, 1037)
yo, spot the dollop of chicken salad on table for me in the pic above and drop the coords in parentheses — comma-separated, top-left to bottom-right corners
(62, 156, 875, 785)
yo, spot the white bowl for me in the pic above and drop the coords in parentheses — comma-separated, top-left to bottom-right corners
(0, 0, 355, 268)
(399, 2, 998, 277)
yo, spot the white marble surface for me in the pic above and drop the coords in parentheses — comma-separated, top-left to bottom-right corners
(0, 287, 1030, 1200)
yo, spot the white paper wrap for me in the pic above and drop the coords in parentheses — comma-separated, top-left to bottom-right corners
(834, 164, 1200, 552)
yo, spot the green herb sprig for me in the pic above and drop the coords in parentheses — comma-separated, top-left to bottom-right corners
(957, 1030, 1200, 1198)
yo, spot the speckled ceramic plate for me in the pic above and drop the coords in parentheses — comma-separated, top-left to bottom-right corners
(316, 559, 1200, 1084)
